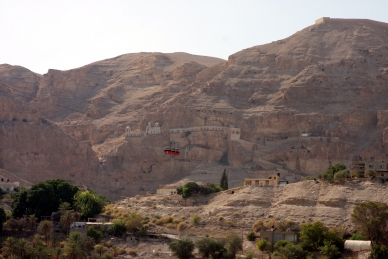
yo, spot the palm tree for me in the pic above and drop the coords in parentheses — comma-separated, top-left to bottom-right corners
(31, 245, 48, 259)
(83, 236, 95, 251)
(1, 237, 18, 258)
(15, 238, 32, 258)
(59, 202, 72, 211)
(52, 247, 63, 259)
(27, 214, 38, 232)
(60, 211, 75, 236)
(48, 233, 60, 248)
(67, 231, 83, 244)
(94, 244, 104, 257)
(63, 242, 86, 259)
(38, 220, 54, 243)
(31, 234, 43, 248)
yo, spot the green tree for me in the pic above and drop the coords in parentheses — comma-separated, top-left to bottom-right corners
(220, 169, 228, 190)
(256, 239, 271, 253)
(73, 190, 107, 219)
(351, 201, 388, 244)
(109, 221, 127, 237)
(319, 163, 347, 182)
(87, 226, 103, 243)
(274, 240, 294, 250)
(324, 230, 344, 251)
(169, 239, 195, 259)
(12, 179, 78, 219)
(274, 241, 306, 259)
(319, 240, 341, 259)
(225, 232, 242, 257)
(334, 169, 349, 181)
(0, 207, 6, 233)
(196, 238, 225, 258)
(300, 221, 328, 251)
(184, 182, 199, 198)
(371, 244, 388, 259)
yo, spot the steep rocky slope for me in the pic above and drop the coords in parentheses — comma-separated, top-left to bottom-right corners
(120, 180, 387, 234)
(0, 96, 100, 187)
(2, 18, 388, 199)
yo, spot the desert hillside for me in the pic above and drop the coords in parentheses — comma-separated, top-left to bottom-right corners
(1, 18, 388, 198)
(117, 180, 387, 235)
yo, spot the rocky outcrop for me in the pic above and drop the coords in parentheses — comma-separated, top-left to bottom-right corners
(0, 96, 100, 187)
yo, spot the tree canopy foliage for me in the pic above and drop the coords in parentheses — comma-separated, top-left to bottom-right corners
(168, 239, 195, 259)
(351, 201, 388, 244)
(196, 238, 225, 258)
(0, 207, 6, 233)
(177, 182, 222, 199)
(12, 179, 79, 219)
(220, 169, 228, 190)
(73, 189, 107, 219)
(300, 221, 343, 253)
(319, 163, 347, 182)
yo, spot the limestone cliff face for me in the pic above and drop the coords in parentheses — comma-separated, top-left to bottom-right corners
(2, 19, 388, 199)
(0, 96, 100, 187)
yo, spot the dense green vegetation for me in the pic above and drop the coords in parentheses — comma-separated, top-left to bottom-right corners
(176, 181, 223, 198)
(74, 189, 108, 219)
(319, 163, 349, 182)
(12, 179, 79, 219)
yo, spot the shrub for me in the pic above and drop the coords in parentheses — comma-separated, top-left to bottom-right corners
(334, 169, 349, 181)
(245, 252, 254, 259)
(256, 239, 271, 252)
(225, 220, 234, 227)
(349, 233, 366, 240)
(109, 221, 126, 237)
(169, 239, 195, 259)
(156, 216, 173, 225)
(191, 214, 201, 225)
(177, 222, 188, 232)
(252, 220, 265, 232)
(196, 238, 225, 258)
(371, 244, 388, 259)
(127, 248, 138, 256)
(246, 231, 256, 241)
(87, 226, 103, 243)
(277, 220, 296, 231)
(225, 233, 242, 257)
(265, 219, 277, 230)
(166, 223, 177, 229)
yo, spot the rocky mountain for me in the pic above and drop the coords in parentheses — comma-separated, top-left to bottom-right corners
(1, 18, 388, 199)
(115, 180, 388, 234)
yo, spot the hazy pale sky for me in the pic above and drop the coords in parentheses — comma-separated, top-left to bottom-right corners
(1, 0, 387, 74)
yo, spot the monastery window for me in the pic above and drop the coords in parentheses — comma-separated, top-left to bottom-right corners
(369, 165, 374, 168)
(381, 174, 385, 177)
